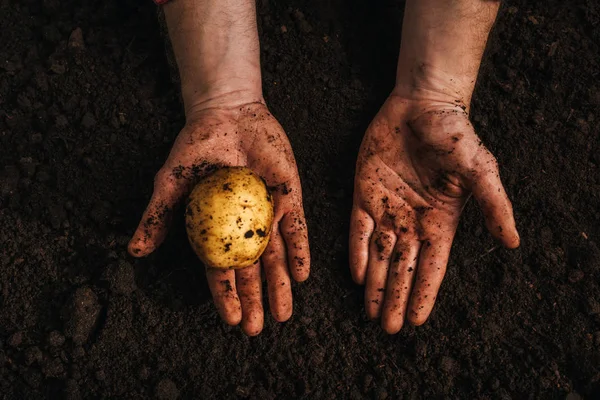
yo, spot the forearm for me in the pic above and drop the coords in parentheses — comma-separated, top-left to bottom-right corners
(394, 0, 500, 107)
(163, 0, 263, 115)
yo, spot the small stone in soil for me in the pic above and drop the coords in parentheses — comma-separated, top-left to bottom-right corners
(49, 57, 67, 74)
(68, 28, 85, 50)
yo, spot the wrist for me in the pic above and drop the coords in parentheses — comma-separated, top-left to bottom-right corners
(393, 0, 500, 109)
(393, 61, 476, 109)
(163, 0, 263, 117)
(185, 87, 265, 122)
(180, 65, 264, 116)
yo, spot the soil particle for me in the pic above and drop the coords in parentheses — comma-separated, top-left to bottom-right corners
(63, 287, 102, 345)
(49, 56, 67, 74)
(0, 165, 20, 197)
(18, 157, 37, 178)
(439, 356, 456, 373)
(566, 393, 583, 400)
(104, 261, 136, 295)
(41, 356, 65, 378)
(155, 378, 180, 400)
(90, 201, 112, 225)
(54, 115, 69, 129)
(95, 369, 106, 381)
(64, 379, 81, 400)
(81, 112, 96, 129)
(47, 331, 66, 348)
(292, 9, 313, 34)
(7, 331, 23, 347)
(68, 27, 85, 50)
(24, 346, 43, 366)
(568, 269, 584, 283)
(48, 203, 67, 230)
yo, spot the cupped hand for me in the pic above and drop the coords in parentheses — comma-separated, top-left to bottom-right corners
(128, 102, 310, 336)
(349, 95, 519, 334)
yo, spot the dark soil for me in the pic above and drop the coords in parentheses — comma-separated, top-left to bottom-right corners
(1, 0, 599, 398)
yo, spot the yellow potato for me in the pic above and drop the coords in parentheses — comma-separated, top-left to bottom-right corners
(185, 166, 274, 269)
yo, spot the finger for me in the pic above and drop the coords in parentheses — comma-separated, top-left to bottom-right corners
(206, 268, 242, 326)
(470, 161, 520, 249)
(349, 207, 375, 284)
(236, 262, 264, 336)
(381, 240, 420, 334)
(407, 236, 453, 326)
(365, 230, 396, 319)
(261, 226, 293, 322)
(128, 168, 190, 257)
(280, 208, 310, 282)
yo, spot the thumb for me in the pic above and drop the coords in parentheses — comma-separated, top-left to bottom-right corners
(469, 158, 520, 249)
(128, 168, 190, 257)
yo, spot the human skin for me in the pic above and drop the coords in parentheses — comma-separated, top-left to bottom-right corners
(349, 0, 520, 334)
(128, 0, 310, 336)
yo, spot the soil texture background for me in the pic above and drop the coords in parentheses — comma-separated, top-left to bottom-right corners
(1, 0, 599, 398)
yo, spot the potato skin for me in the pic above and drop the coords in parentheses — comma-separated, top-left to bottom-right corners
(185, 166, 274, 269)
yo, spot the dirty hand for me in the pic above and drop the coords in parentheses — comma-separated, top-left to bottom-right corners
(349, 96, 519, 333)
(128, 103, 310, 335)
(128, 0, 309, 336)
(349, 0, 518, 333)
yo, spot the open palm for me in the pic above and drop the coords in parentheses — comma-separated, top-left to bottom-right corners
(350, 95, 519, 334)
(129, 102, 310, 336)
